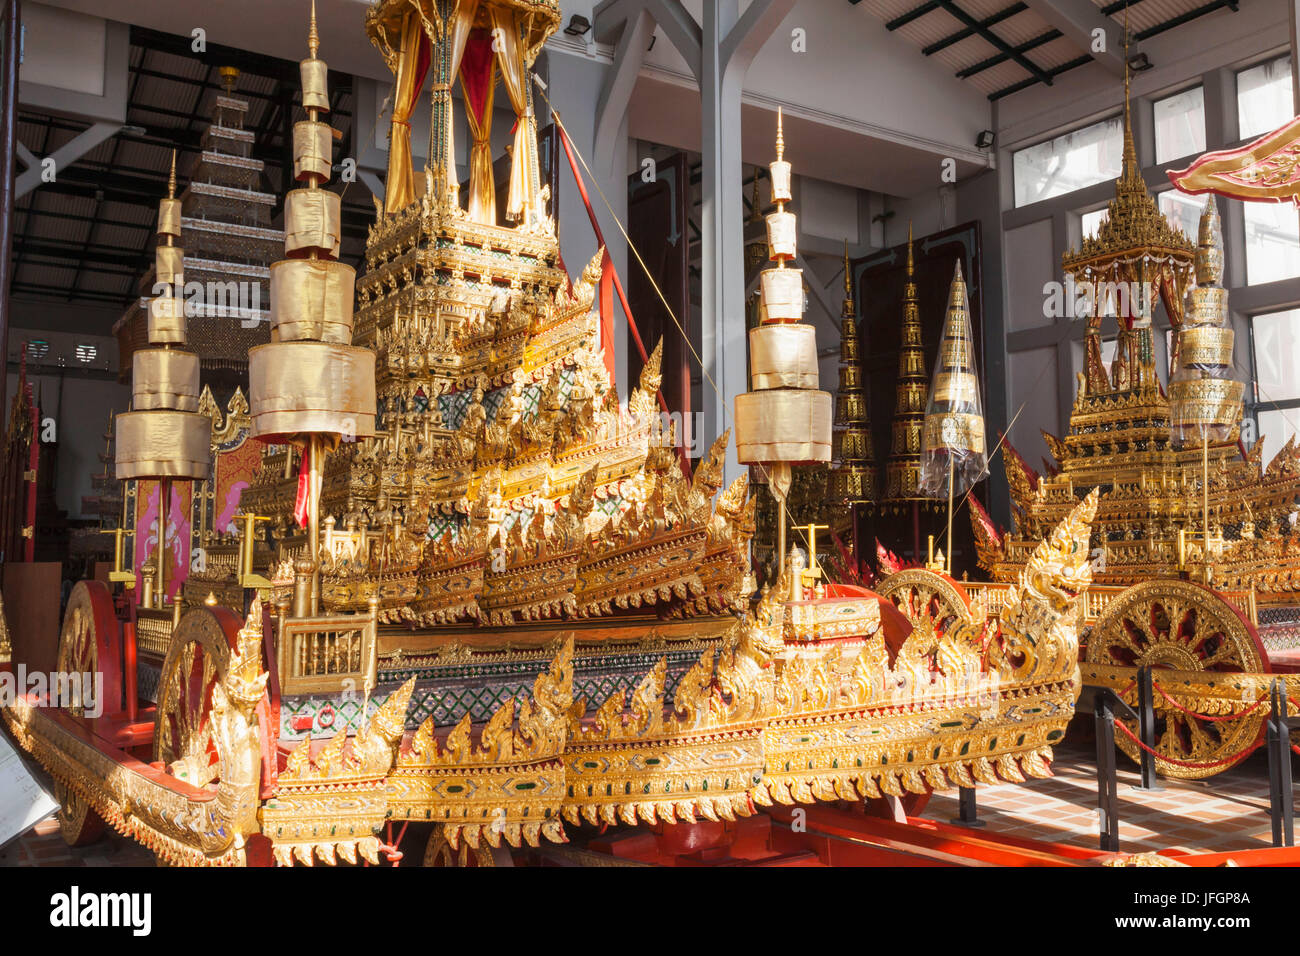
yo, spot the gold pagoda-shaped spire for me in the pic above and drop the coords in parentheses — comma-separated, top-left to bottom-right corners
(829, 240, 876, 505)
(1063, 21, 1194, 397)
(885, 224, 928, 503)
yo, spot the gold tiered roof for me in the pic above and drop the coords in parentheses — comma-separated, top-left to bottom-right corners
(1062, 85, 1193, 273)
(240, 0, 754, 627)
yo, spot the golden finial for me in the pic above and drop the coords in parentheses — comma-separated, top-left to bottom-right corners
(775, 106, 784, 162)
(842, 240, 851, 298)
(308, 0, 320, 58)
(906, 222, 914, 278)
(167, 149, 177, 199)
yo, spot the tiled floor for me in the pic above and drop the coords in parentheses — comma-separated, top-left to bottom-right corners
(2, 733, 1291, 866)
(924, 736, 1288, 855)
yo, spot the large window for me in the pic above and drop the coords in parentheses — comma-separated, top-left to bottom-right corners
(1244, 201, 1300, 285)
(1238, 56, 1293, 140)
(1252, 309, 1300, 404)
(1013, 115, 1124, 208)
(1252, 309, 1300, 466)
(1154, 87, 1205, 163)
(1158, 189, 1203, 242)
(1081, 208, 1107, 239)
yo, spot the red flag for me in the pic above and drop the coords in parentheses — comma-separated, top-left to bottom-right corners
(293, 453, 312, 528)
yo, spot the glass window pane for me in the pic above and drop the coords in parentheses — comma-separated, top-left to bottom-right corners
(1256, 408, 1298, 470)
(1158, 189, 1202, 244)
(1244, 202, 1300, 285)
(1081, 208, 1107, 239)
(1154, 87, 1205, 163)
(1238, 56, 1294, 140)
(1252, 309, 1300, 404)
(1013, 115, 1124, 207)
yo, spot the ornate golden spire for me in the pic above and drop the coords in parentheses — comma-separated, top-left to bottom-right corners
(775, 106, 784, 162)
(830, 238, 876, 505)
(308, 0, 320, 59)
(167, 149, 177, 200)
(842, 239, 852, 312)
(886, 222, 929, 503)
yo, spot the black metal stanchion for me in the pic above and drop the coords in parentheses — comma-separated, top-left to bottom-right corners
(1267, 680, 1295, 848)
(1095, 689, 1120, 852)
(1136, 667, 1162, 791)
(951, 786, 985, 828)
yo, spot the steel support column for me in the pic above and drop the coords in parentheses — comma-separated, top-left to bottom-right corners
(0, 0, 17, 407)
(700, 0, 793, 481)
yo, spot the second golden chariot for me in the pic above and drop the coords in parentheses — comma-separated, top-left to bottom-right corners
(1, 0, 1103, 866)
(872, 65, 1300, 781)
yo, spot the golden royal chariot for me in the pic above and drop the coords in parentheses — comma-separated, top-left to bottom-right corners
(873, 74, 1300, 782)
(0, 0, 1101, 866)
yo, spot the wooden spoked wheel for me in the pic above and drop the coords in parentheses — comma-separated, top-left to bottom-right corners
(54, 779, 105, 847)
(55, 580, 121, 718)
(1087, 580, 1268, 779)
(423, 827, 514, 867)
(153, 605, 243, 787)
(876, 569, 971, 638)
(52, 581, 121, 846)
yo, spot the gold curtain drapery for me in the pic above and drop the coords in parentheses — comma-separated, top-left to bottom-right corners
(461, 39, 496, 225)
(442, 0, 480, 193)
(383, 11, 430, 215)
(490, 7, 537, 223)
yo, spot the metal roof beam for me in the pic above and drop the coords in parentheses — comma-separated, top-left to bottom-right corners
(1136, 0, 1239, 41)
(958, 29, 1059, 78)
(15, 122, 120, 199)
(935, 0, 1054, 85)
(989, 53, 1089, 99)
(1023, 0, 1125, 74)
(886, 1, 942, 31)
(923, 2, 1026, 55)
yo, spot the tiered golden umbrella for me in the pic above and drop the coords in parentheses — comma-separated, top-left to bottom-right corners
(1169, 197, 1243, 581)
(247, 1, 376, 615)
(115, 152, 212, 607)
(735, 109, 832, 581)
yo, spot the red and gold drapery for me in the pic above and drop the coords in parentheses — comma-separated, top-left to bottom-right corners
(461, 28, 497, 224)
(442, 0, 479, 200)
(490, 6, 538, 223)
(382, 9, 431, 214)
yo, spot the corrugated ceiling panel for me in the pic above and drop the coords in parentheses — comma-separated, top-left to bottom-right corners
(861, 0, 927, 22)
(894, 10, 964, 50)
(930, 33, 1000, 76)
(1093, 0, 1209, 35)
(989, 8, 1058, 46)
(1032, 35, 1089, 72)
(968, 59, 1028, 96)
